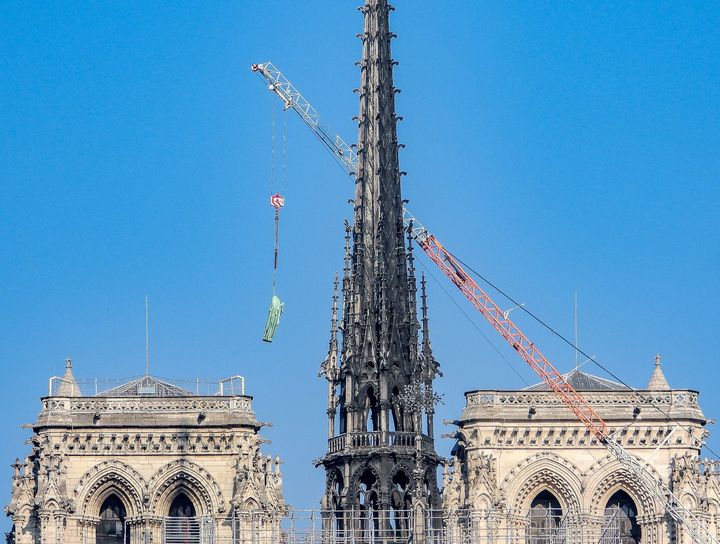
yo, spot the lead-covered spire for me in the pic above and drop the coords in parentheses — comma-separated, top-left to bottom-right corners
(345, 0, 409, 372)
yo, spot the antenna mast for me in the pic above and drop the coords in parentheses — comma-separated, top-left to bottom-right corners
(145, 296, 149, 375)
(574, 291, 578, 370)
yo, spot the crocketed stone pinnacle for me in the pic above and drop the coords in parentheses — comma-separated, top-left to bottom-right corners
(648, 354, 670, 390)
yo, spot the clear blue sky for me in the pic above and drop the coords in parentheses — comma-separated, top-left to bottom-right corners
(1, 1, 718, 521)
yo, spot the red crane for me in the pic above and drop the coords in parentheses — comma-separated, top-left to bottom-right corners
(251, 61, 715, 544)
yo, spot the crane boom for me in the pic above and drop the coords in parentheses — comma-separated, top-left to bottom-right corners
(251, 62, 357, 177)
(250, 60, 717, 544)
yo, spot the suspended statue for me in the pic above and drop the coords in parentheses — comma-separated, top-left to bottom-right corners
(262, 99, 287, 343)
(263, 192, 285, 343)
(263, 294, 284, 342)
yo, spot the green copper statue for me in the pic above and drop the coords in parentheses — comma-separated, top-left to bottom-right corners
(262, 295, 284, 342)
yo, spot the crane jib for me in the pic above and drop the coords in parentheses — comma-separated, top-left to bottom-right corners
(251, 60, 719, 544)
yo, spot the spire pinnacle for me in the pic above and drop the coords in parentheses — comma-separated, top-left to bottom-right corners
(320, 274, 340, 382)
(421, 273, 432, 359)
(329, 273, 339, 353)
(56, 356, 81, 397)
(648, 354, 670, 390)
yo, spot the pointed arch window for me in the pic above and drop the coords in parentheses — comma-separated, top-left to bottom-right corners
(169, 493, 196, 518)
(602, 490, 641, 544)
(356, 470, 379, 539)
(528, 490, 563, 544)
(390, 470, 412, 538)
(166, 493, 199, 544)
(97, 495, 129, 544)
(363, 387, 379, 432)
(390, 386, 403, 432)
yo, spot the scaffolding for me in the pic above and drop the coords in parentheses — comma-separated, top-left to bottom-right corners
(106, 508, 639, 544)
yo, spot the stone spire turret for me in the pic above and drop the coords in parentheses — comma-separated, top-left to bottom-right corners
(55, 356, 81, 397)
(647, 354, 670, 390)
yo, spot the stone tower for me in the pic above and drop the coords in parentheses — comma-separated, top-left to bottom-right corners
(318, 0, 442, 529)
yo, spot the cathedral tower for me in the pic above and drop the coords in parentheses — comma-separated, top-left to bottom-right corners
(318, 0, 442, 528)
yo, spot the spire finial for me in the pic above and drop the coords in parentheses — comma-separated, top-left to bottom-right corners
(421, 272, 432, 357)
(57, 356, 81, 397)
(330, 273, 339, 352)
(648, 353, 670, 390)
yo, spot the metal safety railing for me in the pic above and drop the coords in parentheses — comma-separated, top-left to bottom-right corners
(47, 374, 247, 398)
(163, 516, 215, 544)
(23, 509, 645, 544)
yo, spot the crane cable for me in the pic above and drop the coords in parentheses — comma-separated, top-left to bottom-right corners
(263, 98, 286, 342)
(445, 248, 719, 458)
(267, 98, 288, 294)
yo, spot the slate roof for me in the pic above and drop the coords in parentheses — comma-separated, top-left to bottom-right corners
(524, 369, 631, 392)
(97, 375, 193, 397)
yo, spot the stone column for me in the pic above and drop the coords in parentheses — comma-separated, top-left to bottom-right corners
(11, 513, 37, 544)
(79, 518, 100, 544)
(509, 513, 529, 544)
(412, 502, 427, 544)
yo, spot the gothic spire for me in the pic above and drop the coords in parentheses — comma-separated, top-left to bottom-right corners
(347, 0, 408, 370)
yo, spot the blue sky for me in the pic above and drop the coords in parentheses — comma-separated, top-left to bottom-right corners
(1, 1, 718, 521)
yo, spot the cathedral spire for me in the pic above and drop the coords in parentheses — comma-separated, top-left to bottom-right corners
(348, 0, 408, 370)
(320, 0, 442, 517)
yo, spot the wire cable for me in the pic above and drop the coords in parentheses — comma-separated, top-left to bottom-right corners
(418, 260, 530, 388)
(444, 250, 720, 459)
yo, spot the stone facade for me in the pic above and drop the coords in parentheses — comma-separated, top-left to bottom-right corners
(443, 364, 718, 544)
(5, 360, 284, 544)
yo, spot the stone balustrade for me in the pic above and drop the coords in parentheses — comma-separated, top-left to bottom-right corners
(327, 431, 433, 454)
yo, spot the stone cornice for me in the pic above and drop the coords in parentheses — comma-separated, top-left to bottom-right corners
(461, 389, 705, 424)
(34, 395, 258, 431)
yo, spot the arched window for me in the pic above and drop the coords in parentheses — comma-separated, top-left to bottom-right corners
(166, 493, 199, 544)
(603, 490, 641, 544)
(356, 470, 379, 539)
(169, 493, 196, 518)
(528, 490, 563, 544)
(363, 387, 379, 432)
(390, 470, 412, 538)
(97, 495, 128, 544)
(328, 470, 345, 533)
(390, 386, 402, 432)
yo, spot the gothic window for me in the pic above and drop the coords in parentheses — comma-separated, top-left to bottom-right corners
(166, 493, 199, 544)
(329, 470, 345, 533)
(339, 383, 347, 435)
(96, 495, 128, 544)
(356, 470, 379, 539)
(390, 470, 412, 538)
(528, 490, 563, 544)
(390, 386, 402, 432)
(169, 493, 196, 518)
(603, 490, 641, 544)
(363, 387, 379, 432)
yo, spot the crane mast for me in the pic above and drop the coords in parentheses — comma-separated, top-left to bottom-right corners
(251, 60, 716, 544)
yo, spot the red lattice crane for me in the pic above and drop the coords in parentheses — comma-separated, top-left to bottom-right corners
(251, 61, 716, 544)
